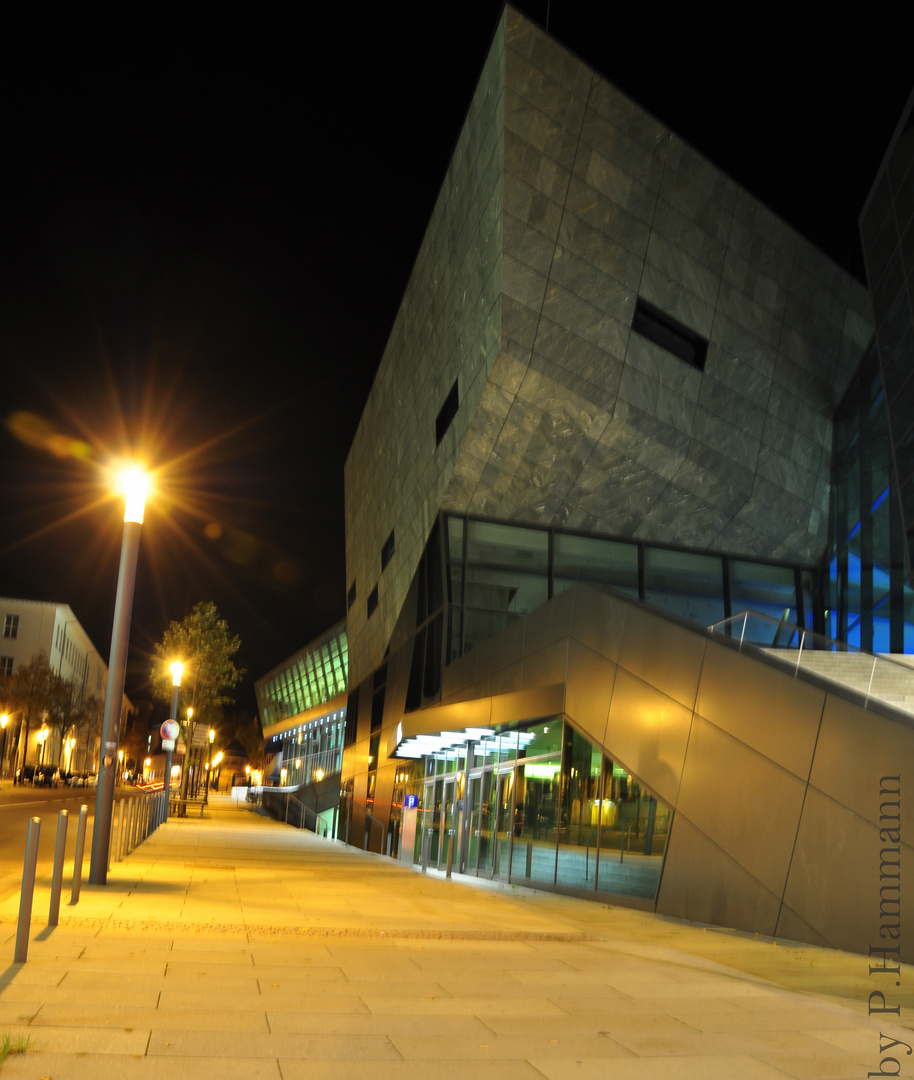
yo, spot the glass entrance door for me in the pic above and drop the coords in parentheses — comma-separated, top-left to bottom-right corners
(439, 778, 455, 870)
(490, 768, 514, 878)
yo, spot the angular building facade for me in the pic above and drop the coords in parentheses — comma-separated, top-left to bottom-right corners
(335, 9, 912, 957)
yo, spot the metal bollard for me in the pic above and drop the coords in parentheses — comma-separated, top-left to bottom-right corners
(15, 817, 41, 963)
(446, 828, 455, 879)
(49, 809, 69, 926)
(70, 805, 89, 904)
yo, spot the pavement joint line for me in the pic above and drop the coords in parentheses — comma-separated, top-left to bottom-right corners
(0, 916, 601, 941)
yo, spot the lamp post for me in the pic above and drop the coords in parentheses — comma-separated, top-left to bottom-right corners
(89, 464, 149, 885)
(180, 706, 196, 801)
(162, 662, 183, 815)
(0, 714, 8, 780)
(204, 728, 214, 802)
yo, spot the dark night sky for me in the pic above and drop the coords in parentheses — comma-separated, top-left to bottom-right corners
(1, 4, 910, 713)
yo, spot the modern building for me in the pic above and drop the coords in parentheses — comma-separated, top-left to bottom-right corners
(0, 597, 130, 774)
(255, 620, 349, 835)
(318, 6, 914, 960)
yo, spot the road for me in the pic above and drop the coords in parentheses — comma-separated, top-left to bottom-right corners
(0, 784, 143, 904)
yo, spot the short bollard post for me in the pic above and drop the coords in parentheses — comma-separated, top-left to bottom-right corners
(49, 809, 69, 926)
(15, 817, 41, 963)
(116, 798, 125, 863)
(446, 828, 455, 879)
(71, 805, 89, 904)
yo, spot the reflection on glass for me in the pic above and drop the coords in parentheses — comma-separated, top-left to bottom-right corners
(410, 717, 671, 903)
(644, 547, 724, 624)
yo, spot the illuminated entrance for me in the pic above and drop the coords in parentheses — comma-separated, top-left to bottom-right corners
(401, 718, 671, 902)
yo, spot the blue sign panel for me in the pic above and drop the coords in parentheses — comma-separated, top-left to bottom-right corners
(404, 794, 419, 809)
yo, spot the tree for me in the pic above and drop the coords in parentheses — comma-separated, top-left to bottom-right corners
(10, 653, 56, 772)
(151, 602, 243, 733)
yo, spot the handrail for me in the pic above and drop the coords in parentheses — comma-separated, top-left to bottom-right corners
(707, 610, 914, 716)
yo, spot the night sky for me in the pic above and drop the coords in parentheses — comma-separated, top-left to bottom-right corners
(1, 3, 909, 713)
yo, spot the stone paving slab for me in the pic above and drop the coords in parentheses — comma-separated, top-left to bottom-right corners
(0, 795, 911, 1080)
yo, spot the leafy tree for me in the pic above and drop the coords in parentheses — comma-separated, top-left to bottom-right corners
(10, 653, 55, 771)
(151, 602, 243, 734)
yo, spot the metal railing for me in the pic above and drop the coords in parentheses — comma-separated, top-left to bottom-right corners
(707, 610, 914, 716)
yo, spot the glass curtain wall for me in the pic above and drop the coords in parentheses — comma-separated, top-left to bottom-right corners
(831, 342, 914, 651)
(411, 717, 671, 903)
(444, 513, 817, 665)
(271, 709, 347, 786)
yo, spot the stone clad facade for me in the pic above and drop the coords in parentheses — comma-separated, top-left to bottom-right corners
(344, 7, 871, 687)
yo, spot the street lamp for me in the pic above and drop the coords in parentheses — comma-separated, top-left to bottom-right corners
(89, 462, 150, 885)
(204, 728, 215, 802)
(162, 661, 183, 815)
(0, 714, 8, 780)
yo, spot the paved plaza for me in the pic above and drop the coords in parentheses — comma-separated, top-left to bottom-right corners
(0, 794, 911, 1079)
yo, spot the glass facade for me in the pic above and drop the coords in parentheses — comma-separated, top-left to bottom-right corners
(268, 706, 347, 786)
(830, 343, 914, 651)
(442, 512, 819, 670)
(406, 717, 670, 902)
(255, 621, 348, 728)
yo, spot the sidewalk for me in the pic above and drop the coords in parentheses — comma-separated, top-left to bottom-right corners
(0, 793, 911, 1079)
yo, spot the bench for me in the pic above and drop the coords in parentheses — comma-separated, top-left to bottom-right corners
(169, 796, 206, 818)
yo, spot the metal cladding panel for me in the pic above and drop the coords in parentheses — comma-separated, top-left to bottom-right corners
(694, 639, 824, 779)
(810, 693, 914, 830)
(475, 614, 527, 680)
(675, 715, 806, 897)
(524, 582, 577, 655)
(521, 639, 569, 690)
(616, 603, 706, 710)
(656, 813, 782, 937)
(781, 785, 914, 961)
(567, 584, 628, 664)
(604, 668, 691, 808)
(564, 638, 616, 751)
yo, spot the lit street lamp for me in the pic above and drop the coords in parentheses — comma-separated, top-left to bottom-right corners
(204, 728, 215, 802)
(162, 661, 183, 815)
(89, 463, 149, 885)
(0, 714, 8, 779)
(37, 726, 49, 767)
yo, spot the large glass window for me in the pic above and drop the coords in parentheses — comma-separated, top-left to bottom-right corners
(644, 547, 724, 624)
(830, 342, 914, 653)
(553, 533, 638, 598)
(729, 560, 799, 643)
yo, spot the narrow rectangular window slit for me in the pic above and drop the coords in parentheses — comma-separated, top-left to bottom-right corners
(632, 298, 707, 371)
(381, 530, 395, 570)
(436, 380, 459, 445)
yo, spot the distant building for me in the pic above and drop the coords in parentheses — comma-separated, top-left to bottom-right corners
(0, 597, 131, 774)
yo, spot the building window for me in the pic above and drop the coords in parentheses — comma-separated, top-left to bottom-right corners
(3, 614, 19, 639)
(381, 530, 395, 570)
(367, 585, 379, 618)
(631, 298, 707, 371)
(347, 580, 357, 611)
(0, 656, 12, 676)
(436, 379, 459, 445)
